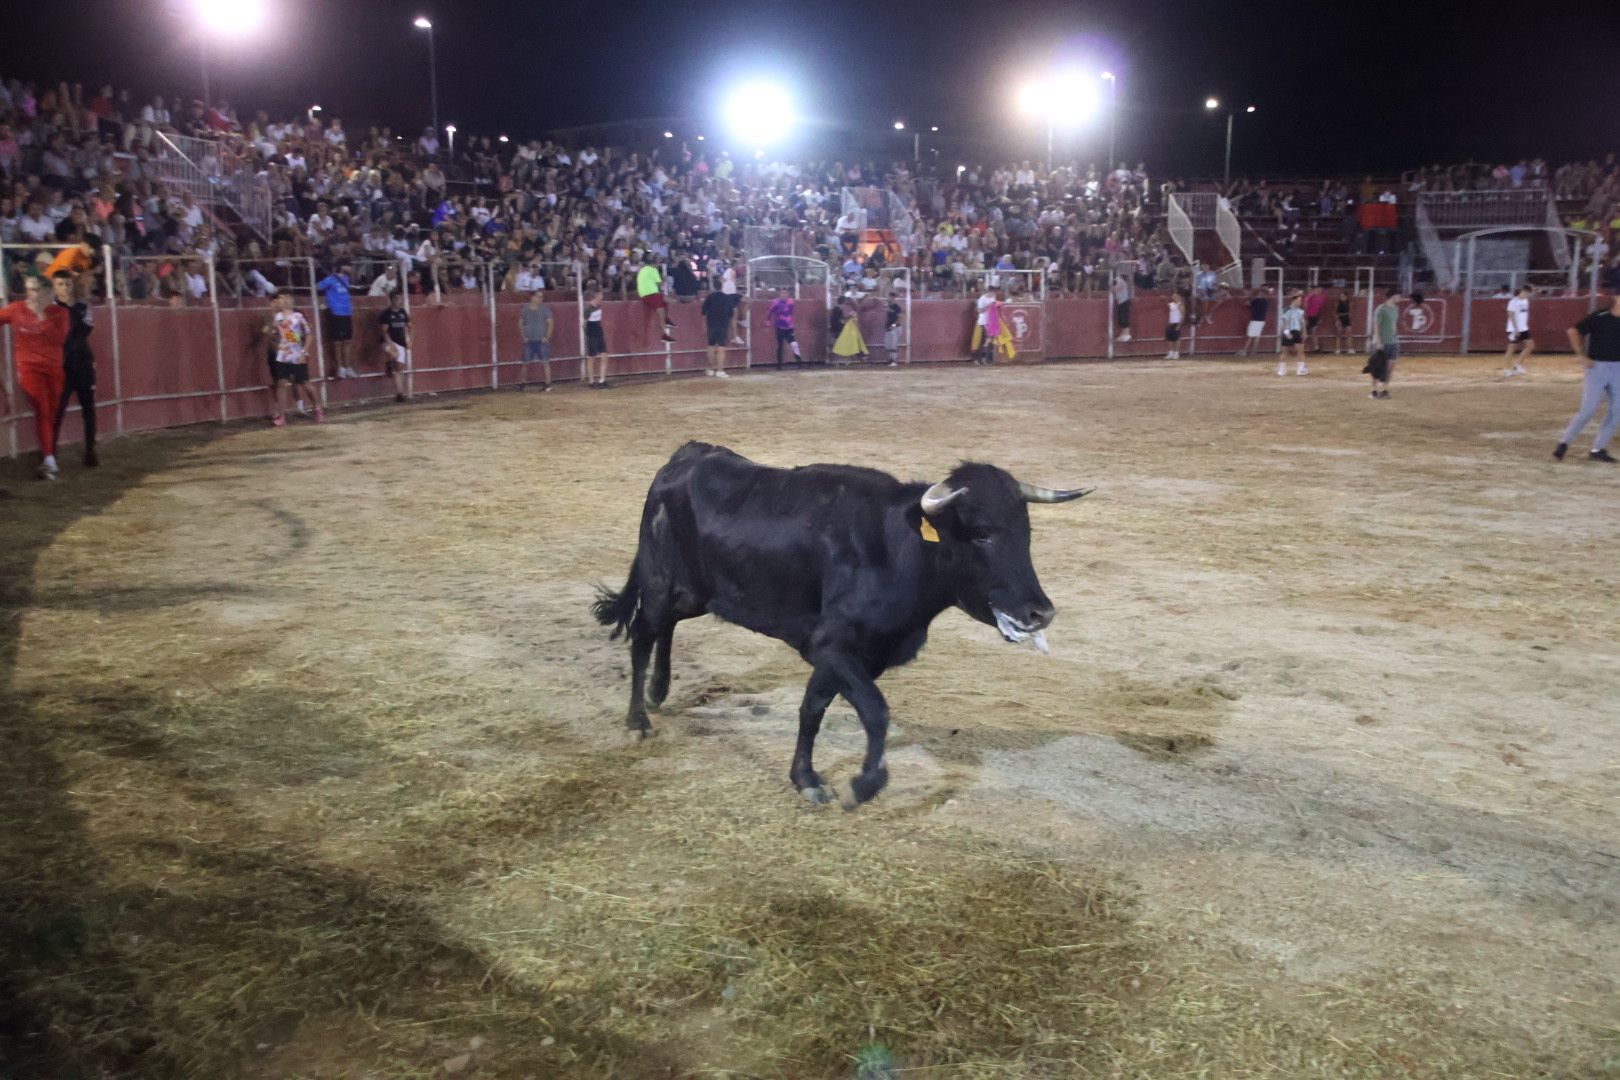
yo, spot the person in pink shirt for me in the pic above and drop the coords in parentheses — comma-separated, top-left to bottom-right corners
(1303, 286, 1327, 352)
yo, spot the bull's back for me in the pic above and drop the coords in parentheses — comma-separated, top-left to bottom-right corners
(638, 445, 912, 649)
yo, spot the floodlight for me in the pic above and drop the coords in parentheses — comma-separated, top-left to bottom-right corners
(1049, 68, 1101, 128)
(1205, 97, 1220, 110)
(723, 81, 793, 147)
(696, 134, 705, 141)
(309, 104, 321, 112)
(445, 123, 456, 133)
(1016, 82, 1043, 118)
(1246, 105, 1256, 113)
(1101, 70, 1115, 81)
(413, 16, 432, 29)
(195, 0, 267, 36)
(663, 130, 674, 138)
(498, 134, 509, 142)
(894, 120, 905, 130)
(930, 125, 939, 132)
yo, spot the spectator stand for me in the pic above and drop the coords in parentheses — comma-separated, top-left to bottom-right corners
(1416, 190, 1568, 293)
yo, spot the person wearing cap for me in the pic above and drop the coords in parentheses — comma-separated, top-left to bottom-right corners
(1554, 291, 1620, 463)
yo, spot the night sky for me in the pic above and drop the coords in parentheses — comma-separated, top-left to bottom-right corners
(3, 0, 1617, 178)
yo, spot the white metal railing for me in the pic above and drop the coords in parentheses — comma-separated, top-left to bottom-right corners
(1415, 199, 1454, 291)
(1215, 197, 1243, 287)
(154, 131, 274, 240)
(1167, 194, 1194, 265)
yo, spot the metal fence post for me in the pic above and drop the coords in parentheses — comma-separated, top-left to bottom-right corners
(1105, 266, 1115, 361)
(104, 245, 124, 436)
(208, 252, 227, 422)
(576, 266, 587, 384)
(307, 258, 327, 408)
(1460, 238, 1475, 354)
(401, 261, 415, 400)
(488, 262, 499, 389)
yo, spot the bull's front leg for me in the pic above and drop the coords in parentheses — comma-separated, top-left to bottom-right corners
(790, 667, 840, 803)
(812, 653, 890, 805)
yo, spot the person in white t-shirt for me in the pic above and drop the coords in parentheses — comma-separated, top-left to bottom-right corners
(1165, 295, 1184, 359)
(973, 287, 997, 364)
(1503, 284, 1534, 377)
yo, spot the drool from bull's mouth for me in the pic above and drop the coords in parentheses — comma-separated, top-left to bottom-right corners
(993, 609, 1050, 654)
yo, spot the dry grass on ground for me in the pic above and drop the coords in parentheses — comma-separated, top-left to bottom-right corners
(2, 354, 1618, 1078)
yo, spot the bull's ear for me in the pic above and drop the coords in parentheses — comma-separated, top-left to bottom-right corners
(1017, 481, 1093, 504)
(920, 482, 968, 516)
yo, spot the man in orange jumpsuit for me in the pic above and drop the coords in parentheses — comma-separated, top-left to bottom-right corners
(0, 275, 71, 479)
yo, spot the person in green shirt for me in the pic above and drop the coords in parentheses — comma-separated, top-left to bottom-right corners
(1365, 287, 1402, 399)
(636, 262, 676, 342)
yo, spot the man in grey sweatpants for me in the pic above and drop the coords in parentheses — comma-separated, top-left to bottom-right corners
(1554, 292, 1620, 463)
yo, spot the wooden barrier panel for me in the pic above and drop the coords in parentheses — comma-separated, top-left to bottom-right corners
(1467, 297, 1596, 353)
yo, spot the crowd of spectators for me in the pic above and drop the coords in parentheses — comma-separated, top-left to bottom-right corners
(4, 69, 1619, 311)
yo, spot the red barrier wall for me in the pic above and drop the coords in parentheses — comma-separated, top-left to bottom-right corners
(6, 290, 1596, 457)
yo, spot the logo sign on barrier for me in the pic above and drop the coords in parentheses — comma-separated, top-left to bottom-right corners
(1003, 303, 1043, 353)
(1399, 299, 1447, 342)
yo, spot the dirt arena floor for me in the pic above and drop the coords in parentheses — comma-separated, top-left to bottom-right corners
(3, 353, 1618, 1079)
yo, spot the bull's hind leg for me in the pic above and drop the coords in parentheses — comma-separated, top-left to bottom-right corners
(646, 626, 675, 709)
(790, 667, 840, 803)
(625, 615, 656, 736)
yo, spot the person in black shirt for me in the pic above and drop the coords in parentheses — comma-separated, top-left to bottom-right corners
(1554, 293, 1620, 462)
(1334, 291, 1354, 354)
(49, 271, 98, 467)
(883, 297, 903, 366)
(1241, 292, 1269, 356)
(700, 284, 734, 380)
(377, 292, 412, 403)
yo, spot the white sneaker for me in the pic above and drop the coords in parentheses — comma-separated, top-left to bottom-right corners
(38, 455, 59, 481)
(1276, 363, 1287, 376)
(1513, 365, 1527, 376)
(705, 369, 714, 377)
(296, 400, 308, 415)
(731, 336, 744, 346)
(715, 370, 730, 379)
(1296, 365, 1308, 375)
(1117, 332, 1131, 342)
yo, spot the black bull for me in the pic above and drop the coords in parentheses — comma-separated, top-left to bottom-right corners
(594, 442, 1089, 805)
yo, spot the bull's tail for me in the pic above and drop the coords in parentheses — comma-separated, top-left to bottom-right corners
(592, 571, 640, 641)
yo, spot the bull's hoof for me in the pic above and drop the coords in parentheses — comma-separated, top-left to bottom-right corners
(626, 711, 653, 738)
(799, 785, 834, 805)
(847, 766, 889, 805)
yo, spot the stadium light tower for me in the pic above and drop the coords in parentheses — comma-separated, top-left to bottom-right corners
(191, 0, 267, 104)
(1017, 68, 1103, 171)
(1101, 71, 1118, 170)
(722, 81, 795, 150)
(414, 16, 440, 147)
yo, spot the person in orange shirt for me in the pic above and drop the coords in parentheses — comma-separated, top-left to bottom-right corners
(0, 275, 71, 479)
(44, 242, 95, 299)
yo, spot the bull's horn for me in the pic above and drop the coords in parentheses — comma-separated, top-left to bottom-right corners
(920, 482, 968, 516)
(1017, 481, 1093, 504)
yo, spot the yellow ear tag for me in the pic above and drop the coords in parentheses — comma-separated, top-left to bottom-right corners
(919, 518, 940, 543)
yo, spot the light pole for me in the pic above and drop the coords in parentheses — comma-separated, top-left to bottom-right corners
(1206, 98, 1255, 187)
(414, 16, 440, 148)
(445, 123, 457, 160)
(1101, 71, 1118, 170)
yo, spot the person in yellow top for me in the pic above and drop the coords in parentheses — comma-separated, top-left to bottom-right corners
(831, 294, 870, 362)
(636, 261, 676, 342)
